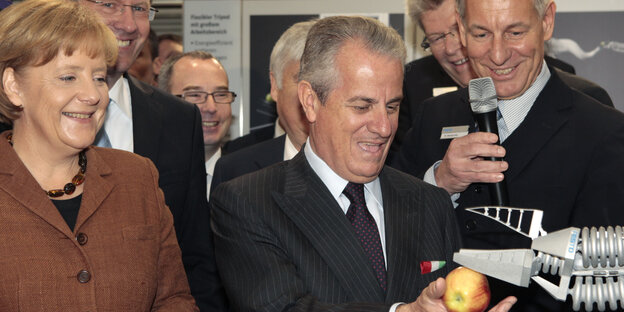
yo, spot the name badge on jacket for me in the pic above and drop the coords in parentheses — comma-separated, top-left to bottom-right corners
(440, 125, 469, 139)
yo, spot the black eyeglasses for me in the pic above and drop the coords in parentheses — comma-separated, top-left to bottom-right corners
(421, 27, 459, 50)
(85, 0, 158, 21)
(176, 90, 237, 105)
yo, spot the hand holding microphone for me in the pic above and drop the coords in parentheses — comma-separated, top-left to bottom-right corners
(433, 77, 508, 199)
(468, 77, 509, 206)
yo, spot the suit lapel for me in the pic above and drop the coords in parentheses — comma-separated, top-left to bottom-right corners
(0, 139, 72, 236)
(74, 148, 114, 231)
(458, 90, 478, 133)
(502, 72, 573, 182)
(272, 152, 386, 302)
(380, 168, 425, 303)
(0, 141, 113, 236)
(127, 75, 162, 160)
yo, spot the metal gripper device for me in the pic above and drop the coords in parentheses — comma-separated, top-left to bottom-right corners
(453, 206, 624, 311)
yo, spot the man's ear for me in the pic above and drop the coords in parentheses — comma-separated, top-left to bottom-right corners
(153, 57, 164, 75)
(298, 80, 318, 123)
(542, 1, 556, 41)
(2, 67, 24, 108)
(269, 71, 280, 103)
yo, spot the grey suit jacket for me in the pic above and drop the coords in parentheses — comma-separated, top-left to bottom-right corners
(210, 150, 461, 311)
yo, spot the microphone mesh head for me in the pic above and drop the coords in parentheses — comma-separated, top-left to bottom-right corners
(469, 77, 497, 113)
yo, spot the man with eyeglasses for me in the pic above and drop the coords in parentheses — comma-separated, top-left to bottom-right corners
(393, 0, 624, 310)
(389, 0, 611, 161)
(78, 1, 228, 311)
(389, 0, 475, 159)
(159, 51, 235, 198)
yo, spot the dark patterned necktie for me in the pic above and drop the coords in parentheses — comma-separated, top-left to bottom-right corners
(343, 182, 387, 292)
(497, 107, 509, 142)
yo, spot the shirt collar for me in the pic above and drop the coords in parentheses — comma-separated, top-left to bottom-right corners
(108, 76, 133, 118)
(497, 60, 550, 133)
(284, 134, 299, 161)
(205, 148, 222, 176)
(274, 118, 286, 137)
(303, 138, 382, 205)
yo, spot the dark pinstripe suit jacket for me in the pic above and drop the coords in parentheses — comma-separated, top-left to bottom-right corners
(210, 150, 461, 311)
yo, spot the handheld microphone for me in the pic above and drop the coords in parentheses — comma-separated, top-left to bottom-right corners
(468, 77, 509, 206)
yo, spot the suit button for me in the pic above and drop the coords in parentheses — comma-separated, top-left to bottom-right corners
(77, 270, 91, 283)
(76, 233, 88, 245)
(465, 219, 477, 231)
(474, 185, 482, 193)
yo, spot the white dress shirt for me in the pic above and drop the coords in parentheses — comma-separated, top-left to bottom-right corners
(100, 77, 134, 152)
(283, 134, 299, 161)
(304, 139, 387, 265)
(206, 148, 222, 200)
(274, 118, 286, 137)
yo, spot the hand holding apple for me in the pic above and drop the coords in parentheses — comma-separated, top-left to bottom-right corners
(396, 267, 514, 312)
(443, 267, 491, 312)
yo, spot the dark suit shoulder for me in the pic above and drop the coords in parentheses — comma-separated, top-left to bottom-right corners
(381, 165, 452, 204)
(544, 55, 575, 74)
(128, 76, 198, 114)
(215, 157, 288, 194)
(211, 135, 286, 194)
(405, 55, 442, 75)
(218, 135, 285, 169)
(210, 157, 291, 218)
(567, 87, 624, 133)
(553, 68, 613, 107)
(420, 87, 469, 117)
(381, 165, 442, 192)
(222, 124, 275, 155)
(404, 55, 458, 90)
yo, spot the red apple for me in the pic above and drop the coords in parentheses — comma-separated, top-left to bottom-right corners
(443, 266, 491, 312)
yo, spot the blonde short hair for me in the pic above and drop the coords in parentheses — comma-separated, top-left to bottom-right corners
(0, 0, 118, 124)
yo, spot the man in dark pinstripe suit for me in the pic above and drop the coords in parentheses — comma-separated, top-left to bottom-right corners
(210, 16, 516, 312)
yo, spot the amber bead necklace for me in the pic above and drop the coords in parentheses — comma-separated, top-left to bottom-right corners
(7, 132, 87, 198)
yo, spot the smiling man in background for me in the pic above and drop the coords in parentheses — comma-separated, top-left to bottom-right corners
(393, 0, 624, 310)
(159, 51, 235, 196)
(79, 0, 227, 310)
(390, 0, 612, 161)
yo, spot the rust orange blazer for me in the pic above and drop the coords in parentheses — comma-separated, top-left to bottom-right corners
(0, 132, 198, 311)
